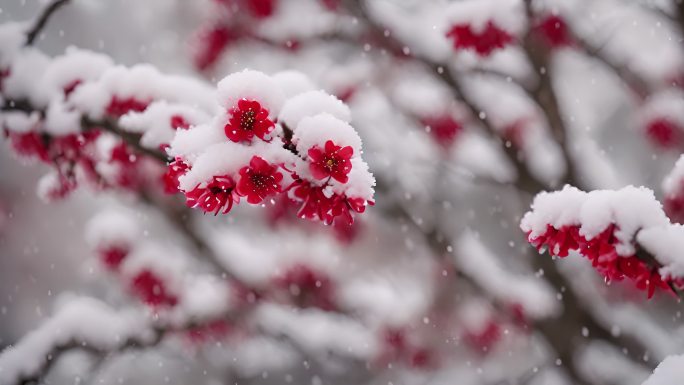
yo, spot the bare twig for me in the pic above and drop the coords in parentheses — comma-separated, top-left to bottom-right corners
(25, 0, 71, 46)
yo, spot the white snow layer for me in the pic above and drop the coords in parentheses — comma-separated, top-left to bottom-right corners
(642, 355, 684, 385)
(0, 297, 152, 385)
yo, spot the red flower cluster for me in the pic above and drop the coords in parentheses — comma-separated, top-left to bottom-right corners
(665, 183, 684, 224)
(236, 156, 283, 204)
(163, 158, 190, 194)
(172, 73, 373, 226)
(502, 118, 527, 148)
(192, 25, 240, 71)
(98, 245, 130, 271)
(645, 118, 682, 148)
(376, 328, 437, 370)
(185, 174, 239, 215)
(245, 0, 276, 18)
(272, 264, 337, 311)
(292, 181, 370, 225)
(130, 269, 178, 307)
(0, 68, 10, 92)
(308, 140, 353, 183)
(533, 15, 573, 48)
(185, 319, 232, 345)
(224, 99, 275, 143)
(4, 130, 50, 161)
(184, 156, 284, 214)
(170, 114, 190, 130)
(463, 320, 501, 355)
(421, 115, 463, 149)
(528, 224, 674, 298)
(4, 128, 101, 198)
(106, 96, 150, 117)
(109, 141, 142, 189)
(446, 21, 514, 56)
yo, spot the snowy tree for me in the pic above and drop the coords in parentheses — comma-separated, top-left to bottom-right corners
(1, 0, 684, 384)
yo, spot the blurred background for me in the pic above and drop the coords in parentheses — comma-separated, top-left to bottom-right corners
(2, 1, 684, 385)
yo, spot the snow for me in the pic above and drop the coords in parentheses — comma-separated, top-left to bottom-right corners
(216, 70, 285, 118)
(637, 225, 684, 278)
(36, 171, 67, 202)
(0, 110, 41, 133)
(0, 296, 152, 385)
(272, 70, 317, 98)
(279, 90, 351, 130)
(366, 1, 452, 62)
(639, 90, 684, 129)
(204, 336, 298, 378)
(120, 242, 188, 296)
(44, 99, 81, 136)
(445, 0, 526, 35)
(0, 23, 26, 67)
(69, 64, 216, 119)
(662, 155, 684, 196)
(3, 48, 50, 106)
(256, 0, 337, 43)
(253, 303, 377, 360)
(166, 121, 225, 163)
(328, 157, 376, 201)
(452, 132, 516, 183)
(642, 355, 684, 385)
(119, 101, 211, 149)
(37, 47, 113, 106)
(177, 141, 294, 191)
(521, 185, 669, 255)
(455, 231, 558, 319)
(85, 208, 141, 249)
(293, 113, 363, 154)
(174, 275, 232, 323)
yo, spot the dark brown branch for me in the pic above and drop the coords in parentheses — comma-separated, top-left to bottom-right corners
(25, 0, 71, 46)
(81, 116, 170, 163)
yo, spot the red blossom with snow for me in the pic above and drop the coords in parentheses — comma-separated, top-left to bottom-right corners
(169, 115, 191, 130)
(163, 158, 190, 194)
(308, 140, 353, 183)
(185, 319, 232, 345)
(4, 130, 49, 161)
(446, 21, 514, 57)
(185, 175, 239, 215)
(236, 156, 283, 204)
(224, 99, 275, 143)
(463, 320, 501, 355)
(533, 15, 573, 48)
(106, 96, 150, 117)
(527, 224, 673, 298)
(291, 181, 371, 225)
(645, 118, 682, 148)
(130, 270, 178, 308)
(62, 79, 82, 98)
(245, 0, 276, 18)
(98, 245, 129, 271)
(421, 115, 463, 148)
(502, 118, 527, 148)
(665, 184, 684, 224)
(108, 142, 141, 189)
(272, 264, 337, 311)
(376, 328, 437, 370)
(192, 25, 239, 71)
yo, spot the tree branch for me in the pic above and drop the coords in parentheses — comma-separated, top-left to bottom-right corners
(25, 0, 71, 46)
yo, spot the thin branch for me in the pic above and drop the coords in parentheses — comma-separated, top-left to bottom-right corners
(25, 0, 71, 46)
(81, 116, 170, 163)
